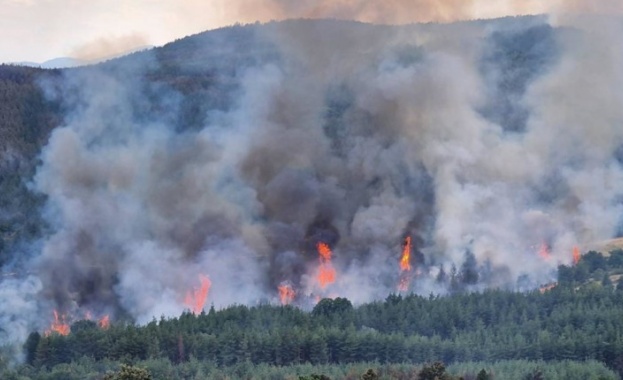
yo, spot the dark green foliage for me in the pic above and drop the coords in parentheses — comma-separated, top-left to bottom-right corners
(557, 249, 623, 288)
(582, 251, 608, 273)
(418, 361, 457, 380)
(476, 368, 491, 380)
(0, 65, 63, 268)
(312, 297, 353, 317)
(23, 331, 40, 366)
(103, 364, 152, 380)
(449, 360, 618, 380)
(608, 250, 623, 267)
(460, 251, 479, 285)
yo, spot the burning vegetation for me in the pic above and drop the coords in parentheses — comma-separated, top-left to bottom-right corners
(184, 275, 212, 314)
(398, 236, 413, 292)
(2, 12, 623, 345)
(315, 242, 337, 290)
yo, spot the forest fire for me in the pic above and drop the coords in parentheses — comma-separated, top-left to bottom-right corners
(316, 242, 336, 289)
(45, 310, 110, 336)
(184, 274, 212, 314)
(573, 246, 581, 265)
(278, 282, 296, 305)
(45, 310, 70, 336)
(398, 236, 413, 292)
(539, 282, 558, 293)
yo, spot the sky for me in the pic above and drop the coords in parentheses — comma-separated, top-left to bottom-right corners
(1, 0, 621, 64)
(0, 0, 550, 64)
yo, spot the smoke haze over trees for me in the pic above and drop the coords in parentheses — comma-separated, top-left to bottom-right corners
(1, 10, 623, 369)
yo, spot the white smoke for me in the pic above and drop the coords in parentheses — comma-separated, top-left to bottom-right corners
(1, 12, 623, 357)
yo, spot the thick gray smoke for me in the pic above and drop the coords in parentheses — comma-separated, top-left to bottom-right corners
(2, 11, 623, 354)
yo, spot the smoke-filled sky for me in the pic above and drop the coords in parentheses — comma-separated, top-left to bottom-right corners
(3, 0, 621, 63)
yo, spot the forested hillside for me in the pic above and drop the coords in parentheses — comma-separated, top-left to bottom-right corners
(2, 15, 623, 380)
(0, 65, 61, 266)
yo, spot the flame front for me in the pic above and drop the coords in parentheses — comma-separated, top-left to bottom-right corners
(184, 274, 212, 314)
(46, 310, 70, 336)
(316, 242, 336, 289)
(573, 246, 581, 265)
(278, 282, 296, 305)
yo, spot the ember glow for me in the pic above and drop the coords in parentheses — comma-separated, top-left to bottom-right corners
(316, 242, 336, 289)
(573, 246, 581, 265)
(184, 274, 212, 314)
(46, 311, 70, 336)
(278, 282, 296, 305)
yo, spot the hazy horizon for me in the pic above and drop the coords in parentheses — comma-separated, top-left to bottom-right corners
(0, 0, 596, 64)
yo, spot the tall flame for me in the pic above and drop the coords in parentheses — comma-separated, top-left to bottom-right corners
(184, 274, 212, 314)
(573, 246, 581, 265)
(398, 236, 413, 292)
(98, 315, 110, 329)
(400, 236, 412, 271)
(278, 282, 296, 305)
(46, 310, 70, 336)
(316, 242, 336, 289)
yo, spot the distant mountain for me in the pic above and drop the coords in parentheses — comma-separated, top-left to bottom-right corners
(15, 57, 86, 69)
(11, 45, 155, 69)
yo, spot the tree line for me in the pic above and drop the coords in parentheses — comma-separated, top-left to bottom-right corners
(6, 250, 622, 379)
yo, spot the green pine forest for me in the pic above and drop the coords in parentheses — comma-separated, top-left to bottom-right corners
(1, 250, 623, 379)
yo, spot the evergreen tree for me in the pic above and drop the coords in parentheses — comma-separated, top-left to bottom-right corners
(103, 364, 152, 380)
(460, 251, 479, 285)
(23, 331, 40, 366)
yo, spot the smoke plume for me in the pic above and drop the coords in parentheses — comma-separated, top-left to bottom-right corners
(1, 7, 623, 357)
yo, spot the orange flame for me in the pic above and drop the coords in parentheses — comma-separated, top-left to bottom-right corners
(400, 236, 412, 271)
(184, 274, 212, 314)
(316, 242, 336, 289)
(397, 236, 413, 292)
(572, 246, 581, 265)
(46, 310, 70, 336)
(539, 282, 558, 293)
(278, 282, 296, 305)
(98, 315, 110, 329)
(538, 243, 551, 261)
